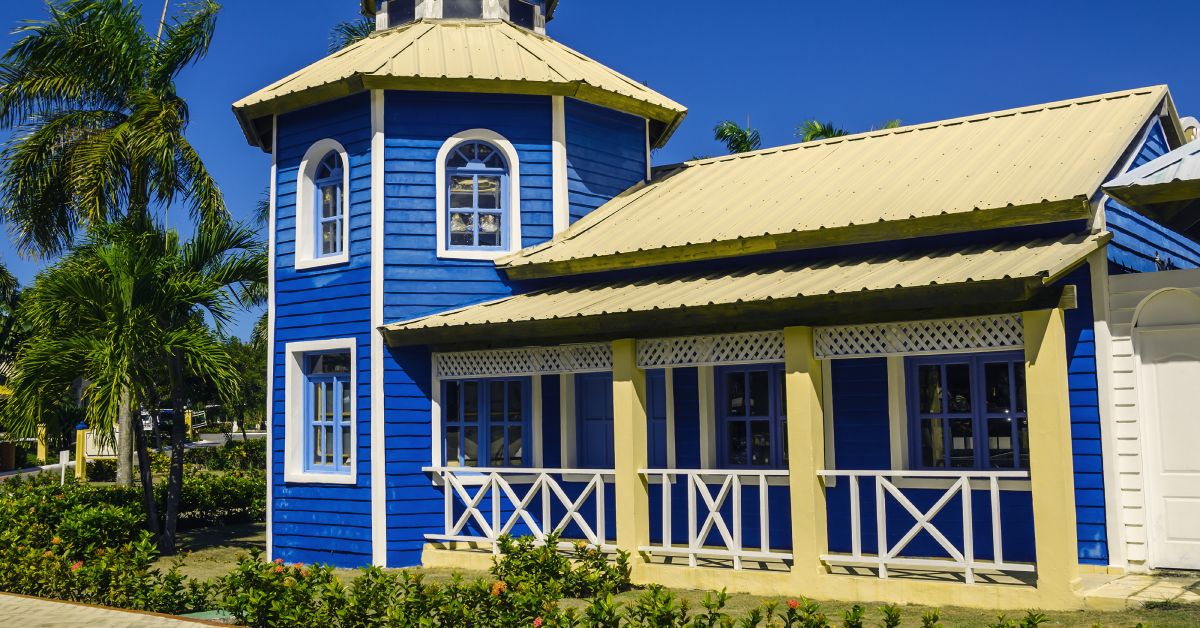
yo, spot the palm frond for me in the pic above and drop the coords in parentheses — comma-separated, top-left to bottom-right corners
(713, 120, 762, 154)
(796, 120, 849, 142)
(330, 18, 375, 53)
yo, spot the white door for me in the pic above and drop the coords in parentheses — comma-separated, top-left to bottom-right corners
(1140, 326, 1200, 570)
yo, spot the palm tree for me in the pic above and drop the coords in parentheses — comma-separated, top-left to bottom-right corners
(4, 218, 265, 553)
(330, 18, 375, 52)
(797, 119, 902, 142)
(0, 0, 227, 485)
(713, 120, 762, 154)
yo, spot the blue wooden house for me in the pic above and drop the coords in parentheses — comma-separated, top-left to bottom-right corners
(233, 1, 1200, 610)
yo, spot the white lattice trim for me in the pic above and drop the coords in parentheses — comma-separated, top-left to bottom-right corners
(814, 315, 1024, 359)
(637, 331, 785, 368)
(434, 344, 612, 378)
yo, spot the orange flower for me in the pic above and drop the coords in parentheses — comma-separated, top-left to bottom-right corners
(50, 536, 61, 545)
(787, 599, 799, 610)
(293, 562, 303, 569)
(70, 561, 83, 572)
(491, 581, 507, 596)
(273, 558, 284, 564)
(275, 566, 284, 573)
(533, 618, 543, 627)
(42, 551, 53, 558)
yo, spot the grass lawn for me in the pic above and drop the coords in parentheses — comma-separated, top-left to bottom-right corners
(162, 524, 1200, 626)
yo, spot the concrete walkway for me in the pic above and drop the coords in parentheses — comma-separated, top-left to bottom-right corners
(1083, 571, 1200, 609)
(0, 593, 221, 627)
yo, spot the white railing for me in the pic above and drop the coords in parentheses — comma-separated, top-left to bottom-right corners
(639, 469, 792, 569)
(817, 470, 1033, 584)
(424, 467, 615, 551)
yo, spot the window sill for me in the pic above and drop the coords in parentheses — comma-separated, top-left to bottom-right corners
(435, 248, 517, 262)
(284, 468, 357, 485)
(295, 253, 350, 270)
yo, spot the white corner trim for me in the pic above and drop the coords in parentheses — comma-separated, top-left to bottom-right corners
(295, 138, 352, 270)
(551, 96, 569, 234)
(697, 366, 716, 469)
(369, 90, 387, 567)
(886, 356, 908, 471)
(434, 128, 523, 261)
(283, 338, 359, 485)
(266, 115, 278, 560)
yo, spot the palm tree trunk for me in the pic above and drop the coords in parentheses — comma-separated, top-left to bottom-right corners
(132, 413, 160, 536)
(116, 386, 133, 486)
(158, 350, 186, 555)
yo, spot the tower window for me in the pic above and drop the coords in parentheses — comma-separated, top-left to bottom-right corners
(510, 0, 535, 29)
(445, 141, 508, 250)
(385, 0, 416, 26)
(443, 0, 484, 18)
(313, 152, 345, 258)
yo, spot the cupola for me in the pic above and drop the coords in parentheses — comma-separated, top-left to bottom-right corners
(362, 0, 555, 34)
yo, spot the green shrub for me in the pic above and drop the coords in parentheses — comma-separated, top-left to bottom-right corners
(492, 533, 631, 599)
(57, 504, 143, 552)
(186, 439, 266, 472)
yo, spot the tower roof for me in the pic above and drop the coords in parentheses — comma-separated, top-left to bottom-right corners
(233, 19, 685, 151)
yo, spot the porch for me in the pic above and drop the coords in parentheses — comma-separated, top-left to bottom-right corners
(416, 313, 1085, 609)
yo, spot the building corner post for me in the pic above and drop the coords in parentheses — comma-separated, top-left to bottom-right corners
(1022, 308, 1083, 601)
(611, 338, 649, 575)
(783, 326, 828, 586)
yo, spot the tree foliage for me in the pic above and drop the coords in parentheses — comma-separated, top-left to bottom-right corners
(713, 120, 762, 154)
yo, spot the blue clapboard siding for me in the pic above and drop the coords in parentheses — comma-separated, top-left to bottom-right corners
(271, 94, 374, 567)
(380, 91, 559, 567)
(565, 100, 647, 224)
(1060, 265, 1108, 564)
(1107, 121, 1200, 273)
(823, 358, 1036, 563)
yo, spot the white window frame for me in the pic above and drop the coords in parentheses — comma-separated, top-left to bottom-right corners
(284, 338, 358, 485)
(296, 139, 351, 270)
(435, 129, 522, 261)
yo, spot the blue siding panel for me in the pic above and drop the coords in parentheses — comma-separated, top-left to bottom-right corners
(1107, 122, 1200, 273)
(565, 100, 647, 224)
(271, 94, 374, 567)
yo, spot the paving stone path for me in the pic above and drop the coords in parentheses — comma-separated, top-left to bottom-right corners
(0, 593, 218, 627)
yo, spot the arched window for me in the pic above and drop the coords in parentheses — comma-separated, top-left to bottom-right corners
(313, 151, 345, 258)
(445, 141, 508, 251)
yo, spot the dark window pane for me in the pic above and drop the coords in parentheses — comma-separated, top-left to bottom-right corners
(725, 373, 746, 416)
(312, 425, 324, 466)
(508, 426, 523, 465)
(748, 370, 769, 417)
(320, 184, 340, 218)
(475, 143, 494, 163)
(445, 381, 460, 421)
(984, 362, 1012, 413)
(478, 213, 501, 246)
(445, 426, 460, 465)
(447, 149, 469, 168)
(490, 426, 505, 465)
(1014, 363, 1027, 413)
(921, 419, 945, 467)
(918, 365, 942, 413)
(386, 0, 416, 25)
(443, 0, 483, 18)
(987, 418, 1015, 468)
(341, 424, 352, 466)
(324, 428, 334, 465)
(949, 419, 974, 467)
(490, 381, 505, 420)
(507, 381, 522, 421)
(1018, 417, 1029, 468)
(341, 383, 351, 425)
(463, 382, 478, 422)
(726, 421, 747, 466)
(321, 221, 339, 255)
(307, 352, 351, 374)
(777, 370, 787, 415)
(510, 0, 535, 28)
(449, 176, 474, 208)
(449, 213, 474, 246)
(463, 426, 479, 466)
(946, 364, 972, 413)
(477, 176, 501, 209)
(749, 421, 771, 466)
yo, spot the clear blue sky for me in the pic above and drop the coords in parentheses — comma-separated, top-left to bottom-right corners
(0, 0, 1195, 338)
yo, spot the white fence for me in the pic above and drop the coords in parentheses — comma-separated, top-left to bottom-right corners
(424, 467, 615, 551)
(817, 470, 1034, 583)
(639, 469, 793, 569)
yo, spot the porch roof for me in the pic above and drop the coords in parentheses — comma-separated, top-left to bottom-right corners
(1103, 139, 1200, 243)
(499, 86, 1174, 281)
(382, 232, 1108, 348)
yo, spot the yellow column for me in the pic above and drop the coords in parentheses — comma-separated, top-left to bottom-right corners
(74, 425, 88, 482)
(184, 409, 193, 439)
(784, 326, 828, 584)
(611, 339, 649, 574)
(36, 426, 47, 463)
(1022, 308, 1082, 601)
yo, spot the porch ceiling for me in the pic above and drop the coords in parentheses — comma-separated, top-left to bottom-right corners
(1103, 139, 1200, 243)
(381, 232, 1108, 348)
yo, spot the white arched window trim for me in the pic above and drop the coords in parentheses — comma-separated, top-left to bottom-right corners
(436, 129, 522, 261)
(296, 139, 351, 270)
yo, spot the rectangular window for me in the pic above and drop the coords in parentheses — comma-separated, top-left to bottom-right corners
(443, 0, 484, 18)
(443, 377, 530, 467)
(717, 364, 786, 469)
(316, 181, 343, 257)
(386, 0, 416, 26)
(509, 0, 535, 28)
(907, 353, 1028, 470)
(304, 351, 352, 474)
(576, 372, 614, 469)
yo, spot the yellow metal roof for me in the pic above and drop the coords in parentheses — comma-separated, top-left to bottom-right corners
(234, 19, 686, 150)
(383, 232, 1107, 346)
(501, 86, 1171, 280)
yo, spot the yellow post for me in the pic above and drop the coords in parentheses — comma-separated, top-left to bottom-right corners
(611, 338, 649, 575)
(784, 326, 828, 585)
(184, 409, 193, 439)
(1022, 308, 1082, 602)
(74, 425, 88, 482)
(36, 425, 47, 463)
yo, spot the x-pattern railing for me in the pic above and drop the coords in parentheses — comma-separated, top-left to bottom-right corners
(424, 467, 615, 551)
(817, 470, 1034, 584)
